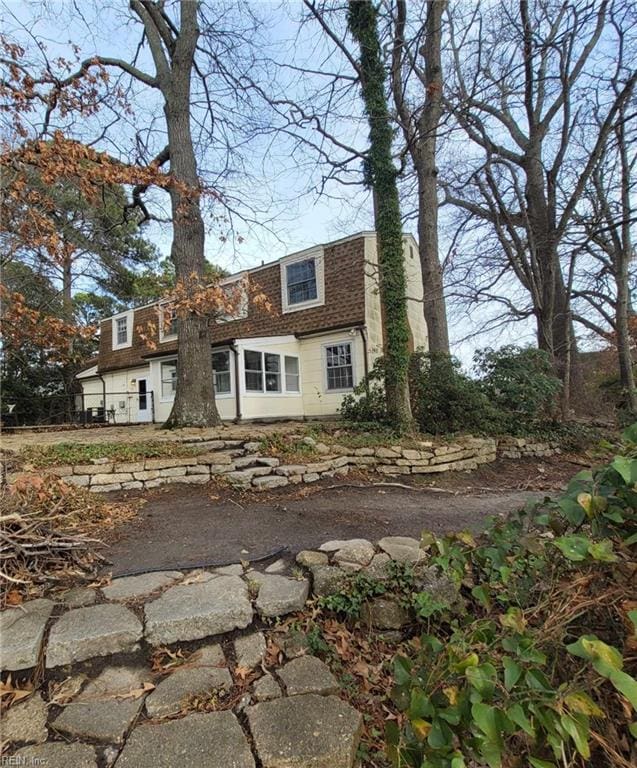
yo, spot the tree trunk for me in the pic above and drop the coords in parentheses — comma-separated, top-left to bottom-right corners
(162, 2, 220, 428)
(615, 109, 637, 415)
(348, 0, 412, 431)
(615, 267, 636, 415)
(417, 166, 449, 354)
(416, 0, 449, 354)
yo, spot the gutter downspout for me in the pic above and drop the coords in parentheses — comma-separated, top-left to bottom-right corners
(229, 343, 242, 423)
(97, 372, 107, 424)
(358, 326, 369, 394)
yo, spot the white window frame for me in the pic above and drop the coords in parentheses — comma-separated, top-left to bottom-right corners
(160, 360, 178, 402)
(212, 348, 233, 397)
(216, 274, 248, 323)
(280, 247, 325, 314)
(112, 310, 133, 350)
(284, 355, 300, 392)
(243, 349, 301, 395)
(323, 341, 355, 393)
(159, 305, 178, 343)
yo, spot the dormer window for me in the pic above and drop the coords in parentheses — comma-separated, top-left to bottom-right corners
(280, 248, 324, 313)
(116, 317, 127, 345)
(287, 259, 317, 304)
(112, 311, 133, 350)
(159, 305, 178, 342)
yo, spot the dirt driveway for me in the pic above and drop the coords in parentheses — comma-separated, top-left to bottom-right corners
(103, 481, 539, 576)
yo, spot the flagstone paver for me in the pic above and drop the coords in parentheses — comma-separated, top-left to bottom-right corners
(14, 743, 97, 768)
(247, 694, 363, 768)
(52, 666, 150, 743)
(62, 587, 98, 607)
(255, 575, 309, 618)
(278, 655, 339, 696)
(144, 575, 253, 645)
(46, 604, 142, 667)
(0, 692, 48, 744)
(102, 570, 183, 601)
(234, 631, 266, 669)
(115, 711, 255, 768)
(145, 645, 232, 718)
(377, 535, 425, 563)
(1, 599, 55, 671)
(253, 673, 282, 702)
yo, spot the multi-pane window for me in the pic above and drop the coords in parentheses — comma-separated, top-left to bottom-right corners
(325, 343, 353, 391)
(161, 361, 177, 399)
(264, 353, 281, 392)
(244, 351, 294, 393)
(167, 310, 178, 337)
(285, 356, 300, 392)
(244, 350, 263, 392)
(286, 258, 317, 305)
(116, 316, 128, 346)
(212, 350, 231, 394)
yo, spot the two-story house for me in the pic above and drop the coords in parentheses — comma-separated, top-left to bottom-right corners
(77, 231, 427, 423)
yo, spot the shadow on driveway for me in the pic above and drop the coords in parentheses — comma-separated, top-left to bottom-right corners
(103, 482, 539, 576)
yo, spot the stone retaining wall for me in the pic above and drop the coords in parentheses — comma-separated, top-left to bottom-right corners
(497, 436, 561, 459)
(5, 434, 560, 493)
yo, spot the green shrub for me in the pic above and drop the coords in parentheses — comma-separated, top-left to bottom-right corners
(409, 352, 498, 435)
(474, 345, 561, 425)
(339, 357, 388, 424)
(385, 424, 637, 768)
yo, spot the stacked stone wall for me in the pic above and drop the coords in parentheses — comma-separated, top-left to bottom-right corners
(5, 434, 562, 492)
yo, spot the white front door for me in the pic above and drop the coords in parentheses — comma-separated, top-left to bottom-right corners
(137, 378, 152, 422)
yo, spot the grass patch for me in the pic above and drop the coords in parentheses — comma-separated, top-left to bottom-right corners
(19, 440, 202, 468)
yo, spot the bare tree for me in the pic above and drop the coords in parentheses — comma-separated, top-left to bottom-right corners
(390, 0, 450, 354)
(442, 0, 637, 411)
(1, 0, 270, 427)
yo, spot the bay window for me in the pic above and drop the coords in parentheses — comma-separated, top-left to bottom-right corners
(244, 350, 300, 393)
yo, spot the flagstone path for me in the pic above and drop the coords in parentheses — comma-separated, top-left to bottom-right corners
(1, 534, 436, 766)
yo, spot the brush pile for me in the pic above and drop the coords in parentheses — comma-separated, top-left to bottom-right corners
(0, 474, 137, 606)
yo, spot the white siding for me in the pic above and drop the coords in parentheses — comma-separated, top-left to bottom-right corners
(235, 337, 304, 420)
(364, 233, 429, 356)
(403, 236, 428, 351)
(79, 366, 150, 423)
(299, 330, 365, 417)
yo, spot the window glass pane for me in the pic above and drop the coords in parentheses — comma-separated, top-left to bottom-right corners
(244, 350, 262, 372)
(212, 351, 230, 372)
(286, 258, 317, 305)
(212, 352, 231, 394)
(264, 353, 280, 372)
(245, 371, 262, 392)
(214, 371, 231, 394)
(285, 356, 300, 392)
(116, 317, 127, 345)
(244, 350, 263, 391)
(325, 343, 353, 391)
(264, 353, 280, 392)
(161, 362, 177, 398)
(167, 311, 178, 336)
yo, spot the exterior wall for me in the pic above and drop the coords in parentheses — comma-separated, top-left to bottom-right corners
(96, 234, 368, 375)
(299, 330, 366, 417)
(79, 366, 150, 424)
(363, 236, 384, 366)
(363, 234, 429, 360)
(235, 336, 305, 420)
(403, 236, 428, 351)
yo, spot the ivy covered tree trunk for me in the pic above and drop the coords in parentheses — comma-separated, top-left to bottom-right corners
(348, 0, 412, 431)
